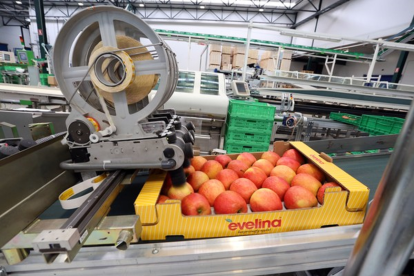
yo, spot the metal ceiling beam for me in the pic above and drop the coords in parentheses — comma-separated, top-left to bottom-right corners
(290, 0, 349, 28)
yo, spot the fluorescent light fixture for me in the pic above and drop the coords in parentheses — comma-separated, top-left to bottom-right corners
(78, 2, 84, 6)
(16, 1, 22, 4)
(280, 31, 342, 43)
(139, 3, 145, 7)
(259, 8, 264, 12)
(200, 5, 205, 9)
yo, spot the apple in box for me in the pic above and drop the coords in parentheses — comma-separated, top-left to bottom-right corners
(250, 188, 283, 212)
(291, 173, 322, 196)
(214, 191, 247, 214)
(183, 165, 195, 176)
(283, 149, 305, 164)
(168, 182, 194, 200)
(277, 157, 301, 172)
(201, 160, 223, 179)
(215, 155, 232, 168)
(187, 171, 209, 191)
(229, 178, 257, 203)
(262, 176, 290, 201)
(284, 186, 317, 209)
(261, 151, 280, 166)
(198, 179, 225, 206)
(236, 152, 257, 166)
(227, 160, 249, 177)
(243, 167, 267, 188)
(270, 165, 296, 184)
(157, 195, 170, 204)
(317, 182, 341, 204)
(181, 193, 211, 216)
(252, 159, 274, 176)
(216, 169, 239, 190)
(191, 156, 207, 171)
(297, 163, 326, 182)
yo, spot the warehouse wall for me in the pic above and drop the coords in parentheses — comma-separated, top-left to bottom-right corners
(294, 0, 414, 48)
(0, 22, 30, 52)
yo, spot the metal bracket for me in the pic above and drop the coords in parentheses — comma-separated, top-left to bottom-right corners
(0, 266, 7, 276)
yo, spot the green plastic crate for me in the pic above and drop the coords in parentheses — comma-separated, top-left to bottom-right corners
(227, 116, 274, 131)
(359, 115, 404, 134)
(228, 99, 276, 120)
(359, 126, 387, 136)
(225, 126, 272, 144)
(224, 140, 270, 154)
(329, 112, 361, 126)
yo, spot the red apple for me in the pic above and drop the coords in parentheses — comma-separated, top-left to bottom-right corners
(198, 179, 226, 205)
(157, 195, 170, 204)
(167, 182, 194, 200)
(229, 178, 258, 203)
(270, 165, 296, 184)
(252, 159, 274, 176)
(236, 152, 257, 166)
(213, 191, 247, 214)
(317, 182, 340, 204)
(261, 151, 281, 166)
(291, 173, 322, 196)
(201, 160, 223, 179)
(191, 156, 207, 171)
(187, 171, 209, 191)
(215, 155, 232, 168)
(262, 176, 290, 201)
(161, 173, 172, 195)
(181, 193, 212, 215)
(216, 169, 239, 190)
(227, 160, 250, 177)
(243, 167, 267, 188)
(184, 165, 195, 176)
(297, 163, 325, 182)
(283, 149, 305, 164)
(250, 188, 283, 212)
(284, 186, 318, 209)
(277, 157, 301, 172)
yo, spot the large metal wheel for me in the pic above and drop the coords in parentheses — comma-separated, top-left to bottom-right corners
(53, 6, 178, 137)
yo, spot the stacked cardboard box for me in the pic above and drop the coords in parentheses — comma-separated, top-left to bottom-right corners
(221, 54, 232, 70)
(280, 50, 292, 71)
(208, 44, 222, 70)
(248, 49, 258, 65)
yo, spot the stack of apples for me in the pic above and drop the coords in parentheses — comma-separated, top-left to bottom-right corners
(158, 149, 341, 216)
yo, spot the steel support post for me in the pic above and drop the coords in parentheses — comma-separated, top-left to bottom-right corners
(242, 21, 252, 81)
(391, 50, 409, 84)
(366, 42, 380, 83)
(343, 99, 414, 275)
(33, 0, 48, 73)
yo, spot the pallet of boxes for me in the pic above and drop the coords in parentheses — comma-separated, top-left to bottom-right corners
(231, 47, 259, 69)
(259, 49, 292, 73)
(208, 44, 222, 70)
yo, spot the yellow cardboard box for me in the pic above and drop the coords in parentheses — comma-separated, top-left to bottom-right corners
(134, 141, 369, 240)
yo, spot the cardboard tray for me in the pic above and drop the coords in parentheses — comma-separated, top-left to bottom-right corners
(134, 141, 369, 240)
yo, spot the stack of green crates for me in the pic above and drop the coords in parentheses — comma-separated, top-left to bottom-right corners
(224, 99, 275, 153)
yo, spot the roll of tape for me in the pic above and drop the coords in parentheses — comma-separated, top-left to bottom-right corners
(59, 174, 108, 209)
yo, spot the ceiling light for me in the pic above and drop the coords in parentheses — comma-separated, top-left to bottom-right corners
(78, 2, 84, 6)
(25, 18, 30, 22)
(259, 8, 264, 12)
(200, 5, 205, 9)
(139, 3, 145, 7)
(16, 1, 22, 4)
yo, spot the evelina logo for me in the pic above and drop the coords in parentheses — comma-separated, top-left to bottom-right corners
(226, 218, 282, 231)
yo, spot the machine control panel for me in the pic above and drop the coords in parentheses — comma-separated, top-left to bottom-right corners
(0, 51, 16, 63)
(231, 80, 250, 97)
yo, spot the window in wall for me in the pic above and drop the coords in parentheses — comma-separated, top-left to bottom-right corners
(200, 74, 219, 95)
